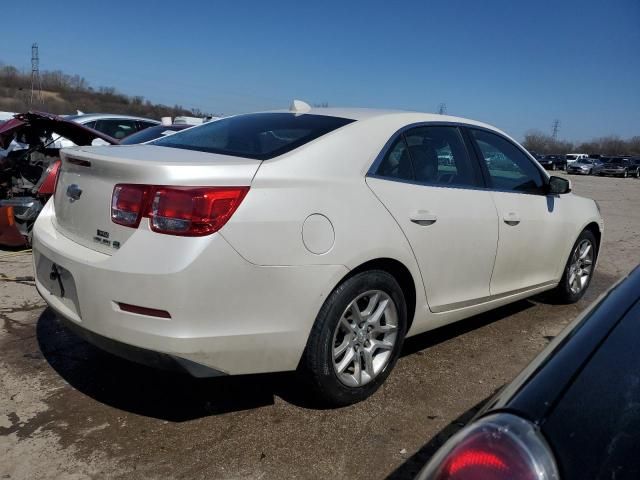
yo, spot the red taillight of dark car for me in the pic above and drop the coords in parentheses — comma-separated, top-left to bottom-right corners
(111, 184, 249, 236)
(418, 413, 559, 480)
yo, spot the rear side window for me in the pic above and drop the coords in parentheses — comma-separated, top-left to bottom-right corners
(375, 126, 480, 188)
(404, 126, 479, 186)
(95, 119, 139, 139)
(151, 113, 355, 160)
(377, 136, 413, 181)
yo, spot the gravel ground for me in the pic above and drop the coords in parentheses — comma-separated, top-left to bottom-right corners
(1, 173, 639, 479)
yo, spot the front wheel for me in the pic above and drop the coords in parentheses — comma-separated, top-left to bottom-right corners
(552, 230, 597, 303)
(300, 270, 407, 406)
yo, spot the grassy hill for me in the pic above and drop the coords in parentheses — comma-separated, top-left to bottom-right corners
(0, 62, 204, 120)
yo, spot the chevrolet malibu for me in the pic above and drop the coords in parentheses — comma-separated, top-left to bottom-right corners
(33, 103, 603, 406)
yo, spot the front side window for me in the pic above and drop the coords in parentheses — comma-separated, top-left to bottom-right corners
(151, 113, 355, 160)
(471, 129, 545, 193)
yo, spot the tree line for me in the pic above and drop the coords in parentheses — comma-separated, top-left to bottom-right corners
(521, 130, 639, 156)
(0, 62, 206, 119)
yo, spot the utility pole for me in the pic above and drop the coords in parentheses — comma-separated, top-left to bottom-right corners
(437, 103, 447, 115)
(30, 43, 43, 106)
(551, 119, 560, 139)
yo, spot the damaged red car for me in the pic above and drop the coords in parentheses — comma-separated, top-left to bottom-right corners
(0, 112, 118, 247)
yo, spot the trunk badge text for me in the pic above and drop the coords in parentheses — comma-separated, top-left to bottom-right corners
(66, 184, 82, 202)
(94, 229, 120, 249)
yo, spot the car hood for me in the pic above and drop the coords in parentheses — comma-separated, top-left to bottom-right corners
(0, 111, 119, 149)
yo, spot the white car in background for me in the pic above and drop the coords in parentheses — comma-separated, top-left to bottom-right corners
(33, 103, 603, 405)
(56, 113, 160, 146)
(565, 153, 589, 165)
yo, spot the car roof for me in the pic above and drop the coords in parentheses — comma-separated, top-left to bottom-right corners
(263, 107, 510, 137)
(66, 113, 160, 123)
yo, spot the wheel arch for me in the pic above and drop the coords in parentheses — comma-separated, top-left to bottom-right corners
(337, 257, 417, 331)
(583, 221, 602, 256)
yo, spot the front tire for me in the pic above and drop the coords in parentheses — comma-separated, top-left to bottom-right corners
(552, 230, 597, 304)
(300, 270, 407, 406)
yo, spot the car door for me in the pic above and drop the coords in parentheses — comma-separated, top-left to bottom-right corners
(468, 128, 572, 295)
(367, 125, 499, 312)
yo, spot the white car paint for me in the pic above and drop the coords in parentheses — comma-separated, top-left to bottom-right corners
(32, 108, 603, 377)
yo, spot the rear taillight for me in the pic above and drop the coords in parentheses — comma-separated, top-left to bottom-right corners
(111, 184, 149, 228)
(39, 160, 61, 196)
(111, 184, 248, 236)
(417, 413, 559, 480)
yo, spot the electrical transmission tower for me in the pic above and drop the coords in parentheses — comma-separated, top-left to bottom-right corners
(437, 103, 447, 115)
(30, 43, 43, 105)
(551, 119, 560, 139)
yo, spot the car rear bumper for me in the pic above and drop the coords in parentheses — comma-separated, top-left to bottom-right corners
(33, 200, 348, 375)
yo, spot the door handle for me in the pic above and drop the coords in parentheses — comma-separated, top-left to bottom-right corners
(410, 210, 437, 226)
(503, 212, 521, 226)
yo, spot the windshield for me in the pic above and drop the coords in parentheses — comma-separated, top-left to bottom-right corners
(608, 159, 624, 164)
(566, 155, 577, 160)
(151, 113, 355, 160)
(576, 159, 591, 164)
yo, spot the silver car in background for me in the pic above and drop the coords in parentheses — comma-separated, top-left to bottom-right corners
(566, 158, 604, 175)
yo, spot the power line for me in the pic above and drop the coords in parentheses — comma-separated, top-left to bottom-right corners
(30, 43, 43, 106)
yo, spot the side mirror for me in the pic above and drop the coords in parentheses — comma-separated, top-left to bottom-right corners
(547, 175, 571, 195)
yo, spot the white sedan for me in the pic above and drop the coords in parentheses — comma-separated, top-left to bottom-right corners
(33, 103, 603, 405)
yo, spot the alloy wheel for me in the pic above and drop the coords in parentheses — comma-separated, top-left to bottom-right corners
(332, 290, 398, 387)
(568, 239, 594, 295)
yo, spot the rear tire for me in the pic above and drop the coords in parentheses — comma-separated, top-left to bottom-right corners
(551, 230, 597, 304)
(300, 270, 407, 406)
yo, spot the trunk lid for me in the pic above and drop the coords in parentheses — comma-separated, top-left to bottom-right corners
(53, 145, 260, 254)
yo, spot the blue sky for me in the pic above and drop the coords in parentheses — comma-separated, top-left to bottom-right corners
(2, 0, 639, 141)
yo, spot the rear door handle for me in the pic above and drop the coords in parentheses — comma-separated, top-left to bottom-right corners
(503, 212, 521, 226)
(410, 210, 437, 226)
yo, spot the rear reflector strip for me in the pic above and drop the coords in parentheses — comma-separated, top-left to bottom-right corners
(118, 302, 171, 318)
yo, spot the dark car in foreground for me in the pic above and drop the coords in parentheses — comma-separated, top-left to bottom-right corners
(417, 264, 640, 480)
(566, 157, 604, 175)
(600, 157, 636, 177)
(537, 154, 566, 171)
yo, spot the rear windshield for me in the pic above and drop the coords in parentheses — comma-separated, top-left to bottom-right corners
(120, 125, 185, 145)
(151, 113, 355, 160)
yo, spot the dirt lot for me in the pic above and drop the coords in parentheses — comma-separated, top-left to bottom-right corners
(1, 173, 639, 480)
